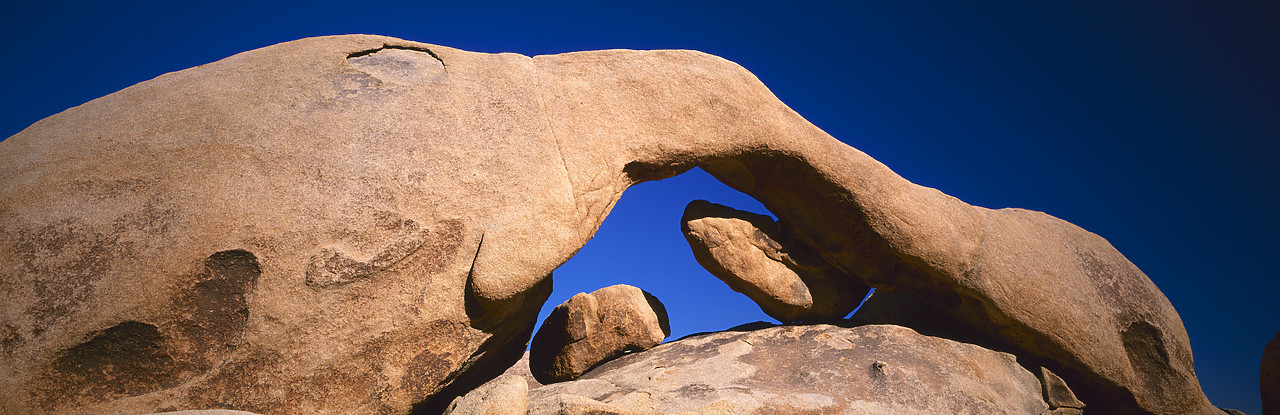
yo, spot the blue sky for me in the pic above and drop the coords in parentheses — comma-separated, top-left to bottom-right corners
(2, 1, 1276, 412)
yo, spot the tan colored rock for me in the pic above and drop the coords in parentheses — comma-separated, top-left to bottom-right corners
(0, 34, 1214, 414)
(528, 393, 654, 415)
(445, 375, 529, 415)
(146, 411, 263, 415)
(499, 351, 545, 389)
(527, 324, 1052, 414)
(529, 285, 669, 383)
(681, 200, 869, 322)
(1041, 367, 1086, 410)
(1264, 332, 1279, 415)
(1049, 409, 1085, 415)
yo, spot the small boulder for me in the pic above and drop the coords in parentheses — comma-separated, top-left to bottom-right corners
(529, 285, 670, 383)
(681, 200, 869, 322)
(445, 375, 529, 415)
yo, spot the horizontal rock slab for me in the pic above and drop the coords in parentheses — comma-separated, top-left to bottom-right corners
(527, 324, 1053, 414)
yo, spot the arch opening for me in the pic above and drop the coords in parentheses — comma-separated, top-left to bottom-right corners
(530, 167, 874, 344)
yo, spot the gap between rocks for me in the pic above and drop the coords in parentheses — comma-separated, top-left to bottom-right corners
(530, 167, 780, 346)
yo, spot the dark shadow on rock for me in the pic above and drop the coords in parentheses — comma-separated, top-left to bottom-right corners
(412, 272, 552, 415)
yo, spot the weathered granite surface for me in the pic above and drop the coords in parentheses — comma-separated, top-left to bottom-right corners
(526, 324, 1052, 414)
(0, 34, 1214, 414)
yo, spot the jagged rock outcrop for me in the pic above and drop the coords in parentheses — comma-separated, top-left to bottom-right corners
(525, 324, 1054, 414)
(681, 200, 869, 322)
(0, 34, 1215, 414)
(1041, 367, 1086, 413)
(1264, 332, 1279, 415)
(530, 285, 670, 383)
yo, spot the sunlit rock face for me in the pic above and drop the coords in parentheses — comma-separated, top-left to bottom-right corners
(526, 324, 1053, 414)
(681, 199, 870, 323)
(528, 284, 669, 384)
(443, 374, 529, 415)
(0, 34, 1216, 414)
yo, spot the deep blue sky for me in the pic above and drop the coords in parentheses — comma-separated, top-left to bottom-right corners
(3, 1, 1276, 412)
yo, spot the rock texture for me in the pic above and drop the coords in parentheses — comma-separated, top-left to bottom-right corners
(146, 411, 264, 415)
(526, 324, 1052, 414)
(444, 375, 529, 415)
(499, 351, 544, 390)
(530, 285, 670, 383)
(1041, 367, 1086, 412)
(1265, 332, 1279, 415)
(0, 34, 1215, 414)
(681, 200, 869, 322)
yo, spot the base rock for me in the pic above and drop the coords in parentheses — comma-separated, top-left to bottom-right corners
(526, 323, 1054, 414)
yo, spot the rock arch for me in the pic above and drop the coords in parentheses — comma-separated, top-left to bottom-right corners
(0, 35, 1215, 415)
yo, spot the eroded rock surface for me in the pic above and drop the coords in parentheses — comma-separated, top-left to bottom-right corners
(0, 34, 1215, 414)
(1041, 367, 1086, 411)
(681, 200, 869, 322)
(529, 285, 670, 383)
(526, 324, 1052, 414)
(147, 411, 264, 415)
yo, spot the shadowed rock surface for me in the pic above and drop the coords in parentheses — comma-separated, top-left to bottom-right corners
(681, 200, 869, 322)
(530, 285, 670, 384)
(526, 324, 1052, 414)
(499, 351, 544, 390)
(1041, 367, 1086, 411)
(0, 34, 1215, 414)
(444, 375, 529, 415)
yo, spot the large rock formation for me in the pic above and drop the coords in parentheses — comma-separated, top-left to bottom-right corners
(681, 200, 869, 322)
(0, 34, 1215, 414)
(525, 324, 1054, 414)
(529, 285, 670, 383)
